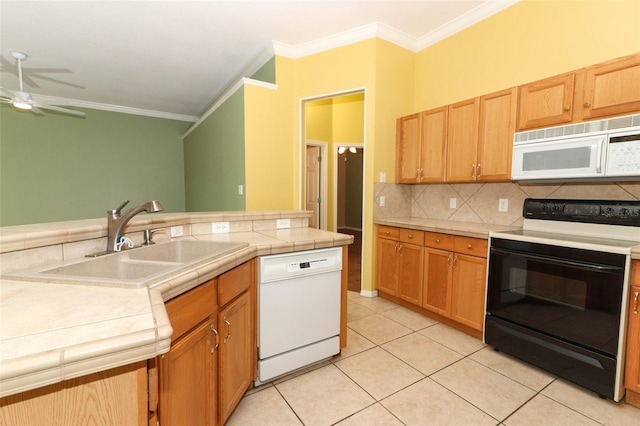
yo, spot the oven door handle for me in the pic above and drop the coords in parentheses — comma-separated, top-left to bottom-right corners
(490, 248, 624, 273)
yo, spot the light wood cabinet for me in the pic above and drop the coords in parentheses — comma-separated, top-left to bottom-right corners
(517, 72, 575, 130)
(375, 226, 423, 304)
(158, 260, 256, 426)
(450, 253, 487, 331)
(159, 279, 218, 426)
(396, 108, 447, 183)
(0, 362, 148, 426)
(446, 98, 479, 182)
(423, 247, 453, 317)
(625, 261, 640, 408)
(581, 53, 640, 120)
(217, 260, 255, 425)
(477, 88, 517, 181)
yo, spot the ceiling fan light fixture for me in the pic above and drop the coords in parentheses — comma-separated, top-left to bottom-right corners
(13, 100, 32, 110)
(338, 147, 346, 154)
(349, 147, 357, 153)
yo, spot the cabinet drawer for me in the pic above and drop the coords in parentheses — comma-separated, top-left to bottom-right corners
(219, 260, 254, 307)
(378, 225, 399, 239)
(400, 228, 424, 245)
(633, 260, 640, 285)
(454, 237, 488, 258)
(165, 279, 217, 340)
(424, 232, 454, 251)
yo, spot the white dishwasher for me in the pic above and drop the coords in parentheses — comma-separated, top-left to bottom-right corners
(257, 247, 342, 384)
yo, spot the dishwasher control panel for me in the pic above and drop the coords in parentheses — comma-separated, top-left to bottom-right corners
(287, 258, 330, 272)
(259, 247, 343, 283)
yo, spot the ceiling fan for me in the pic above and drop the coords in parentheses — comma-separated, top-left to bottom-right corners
(0, 51, 85, 117)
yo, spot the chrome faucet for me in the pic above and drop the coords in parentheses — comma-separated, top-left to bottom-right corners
(106, 200, 164, 252)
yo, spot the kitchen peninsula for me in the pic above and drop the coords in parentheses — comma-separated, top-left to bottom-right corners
(0, 211, 352, 425)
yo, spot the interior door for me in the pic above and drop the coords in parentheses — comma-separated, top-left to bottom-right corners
(306, 146, 321, 228)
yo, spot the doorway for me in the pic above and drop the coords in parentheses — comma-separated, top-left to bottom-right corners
(302, 90, 365, 292)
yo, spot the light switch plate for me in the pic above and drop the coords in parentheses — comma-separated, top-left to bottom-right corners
(170, 226, 183, 237)
(380, 196, 386, 207)
(212, 222, 230, 234)
(380, 172, 386, 183)
(277, 219, 291, 229)
(450, 198, 457, 209)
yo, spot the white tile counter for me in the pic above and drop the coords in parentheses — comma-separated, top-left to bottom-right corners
(0, 211, 353, 398)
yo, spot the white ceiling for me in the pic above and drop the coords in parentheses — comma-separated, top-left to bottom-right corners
(0, 1, 517, 121)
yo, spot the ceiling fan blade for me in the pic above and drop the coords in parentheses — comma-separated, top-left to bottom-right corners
(0, 86, 16, 97)
(31, 106, 46, 115)
(37, 103, 85, 117)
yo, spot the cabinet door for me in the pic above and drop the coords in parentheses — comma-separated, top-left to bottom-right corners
(396, 113, 421, 183)
(376, 237, 399, 296)
(518, 72, 575, 130)
(626, 284, 640, 394)
(419, 107, 448, 182)
(422, 248, 452, 316)
(218, 291, 252, 425)
(159, 319, 217, 426)
(451, 254, 487, 331)
(398, 242, 424, 305)
(446, 98, 479, 182)
(581, 54, 640, 120)
(477, 88, 517, 182)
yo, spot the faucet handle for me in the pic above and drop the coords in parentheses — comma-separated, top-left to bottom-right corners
(110, 200, 130, 215)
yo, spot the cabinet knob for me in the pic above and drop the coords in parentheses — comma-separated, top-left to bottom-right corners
(385, 231, 390, 235)
(408, 234, 413, 239)
(435, 238, 440, 244)
(467, 244, 472, 249)
(564, 106, 571, 111)
(583, 102, 591, 108)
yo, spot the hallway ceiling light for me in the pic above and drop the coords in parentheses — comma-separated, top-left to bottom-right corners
(349, 147, 357, 153)
(338, 147, 346, 154)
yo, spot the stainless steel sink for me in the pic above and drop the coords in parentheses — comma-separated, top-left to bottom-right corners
(5, 240, 249, 288)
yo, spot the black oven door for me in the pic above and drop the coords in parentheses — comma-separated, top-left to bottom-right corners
(486, 238, 625, 357)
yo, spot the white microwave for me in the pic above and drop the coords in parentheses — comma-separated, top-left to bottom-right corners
(511, 115, 640, 182)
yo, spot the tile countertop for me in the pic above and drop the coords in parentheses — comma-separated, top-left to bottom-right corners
(374, 217, 521, 239)
(374, 217, 640, 259)
(0, 226, 353, 398)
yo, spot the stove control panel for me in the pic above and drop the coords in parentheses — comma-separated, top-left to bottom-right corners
(524, 199, 640, 226)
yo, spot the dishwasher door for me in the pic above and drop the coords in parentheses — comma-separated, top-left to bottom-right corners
(258, 247, 342, 382)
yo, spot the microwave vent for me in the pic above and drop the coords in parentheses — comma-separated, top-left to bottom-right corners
(514, 113, 640, 143)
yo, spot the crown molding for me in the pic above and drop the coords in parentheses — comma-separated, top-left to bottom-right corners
(30, 94, 198, 122)
(416, 0, 520, 50)
(273, 0, 520, 58)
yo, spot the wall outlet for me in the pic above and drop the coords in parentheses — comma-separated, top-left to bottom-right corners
(170, 226, 183, 237)
(276, 219, 291, 229)
(212, 222, 230, 234)
(449, 198, 457, 209)
(499, 198, 509, 212)
(238, 184, 243, 195)
(380, 172, 386, 183)
(380, 196, 386, 207)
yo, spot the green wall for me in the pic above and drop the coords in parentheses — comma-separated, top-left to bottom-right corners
(183, 88, 246, 212)
(0, 106, 188, 226)
(251, 56, 276, 83)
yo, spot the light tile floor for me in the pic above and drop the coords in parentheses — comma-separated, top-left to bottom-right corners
(227, 291, 640, 425)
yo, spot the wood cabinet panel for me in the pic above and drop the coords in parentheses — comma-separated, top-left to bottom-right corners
(450, 253, 487, 331)
(400, 228, 424, 245)
(420, 107, 448, 182)
(518, 72, 575, 130)
(446, 98, 479, 182)
(218, 291, 252, 424)
(165, 279, 217, 340)
(454, 236, 488, 258)
(218, 260, 252, 307)
(422, 247, 452, 316)
(477, 88, 517, 181)
(424, 232, 454, 251)
(398, 242, 423, 305)
(378, 225, 400, 239)
(376, 235, 399, 296)
(581, 53, 640, 120)
(396, 113, 421, 183)
(159, 320, 217, 426)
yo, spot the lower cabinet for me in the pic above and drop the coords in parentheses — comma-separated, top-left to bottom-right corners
(157, 259, 256, 426)
(376, 225, 488, 334)
(625, 261, 640, 408)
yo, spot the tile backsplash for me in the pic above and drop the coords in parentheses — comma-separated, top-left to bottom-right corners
(374, 181, 640, 227)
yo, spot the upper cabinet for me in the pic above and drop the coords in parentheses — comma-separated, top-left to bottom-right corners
(446, 98, 479, 182)
(396, 108, 447, 183)
(517, 53, 640, 130)
(581, 54, 640, 120)
(517, 72, 575, 130)
(477, 88, 518, 181)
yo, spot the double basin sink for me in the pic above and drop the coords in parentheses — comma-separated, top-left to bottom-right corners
(7, 240, 249, 288)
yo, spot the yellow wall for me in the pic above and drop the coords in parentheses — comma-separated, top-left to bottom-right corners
(414, 0, 640, 110)
(243, 0, 640, 293)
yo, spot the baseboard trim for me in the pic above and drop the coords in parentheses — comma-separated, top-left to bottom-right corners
(359, 289, 378, 298)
